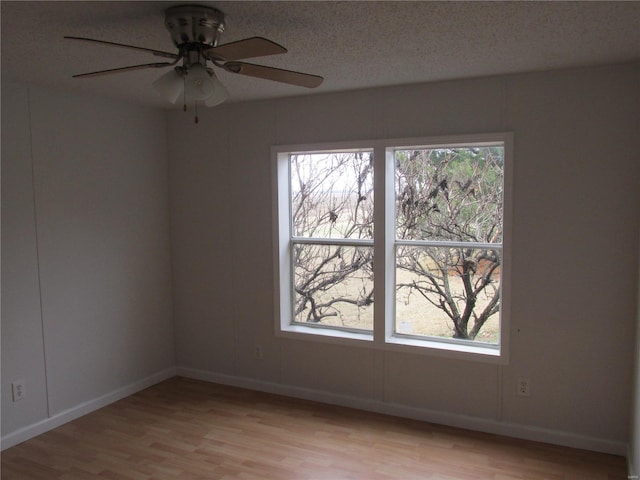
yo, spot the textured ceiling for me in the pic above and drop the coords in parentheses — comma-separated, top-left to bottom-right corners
(2, 1, 639, 109)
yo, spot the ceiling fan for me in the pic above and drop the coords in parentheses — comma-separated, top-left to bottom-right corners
(66, 4, 324, 120)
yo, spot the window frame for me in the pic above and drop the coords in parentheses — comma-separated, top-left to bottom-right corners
(272, 134, 513, 364)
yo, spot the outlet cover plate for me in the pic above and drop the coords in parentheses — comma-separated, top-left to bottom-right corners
(517, 377, 530, 397)
(12, 380, 26, 402)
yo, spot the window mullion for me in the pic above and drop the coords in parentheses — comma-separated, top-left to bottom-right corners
(385, 147, 398, 344)
(372, 145, 392, 347)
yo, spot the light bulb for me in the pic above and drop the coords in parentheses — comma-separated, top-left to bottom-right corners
(185, 64, 214, 101)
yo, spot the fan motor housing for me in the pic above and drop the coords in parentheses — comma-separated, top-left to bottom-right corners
(165, 5, 225, 48)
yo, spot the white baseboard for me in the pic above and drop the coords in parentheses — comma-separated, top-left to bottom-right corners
(176, 366, 628, 457)
(2, 366, 628, 459)
(1, 367, 177, 451)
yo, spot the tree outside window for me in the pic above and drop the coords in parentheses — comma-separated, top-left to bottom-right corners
(394, 147, 504, 343)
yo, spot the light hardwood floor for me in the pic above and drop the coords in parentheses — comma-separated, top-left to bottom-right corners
(1, 377, 627, 479)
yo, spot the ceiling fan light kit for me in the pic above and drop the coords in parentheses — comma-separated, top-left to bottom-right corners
(152, 70, 184, 105)
(202, 72, 228, 107)
(65, 4, 323, 122)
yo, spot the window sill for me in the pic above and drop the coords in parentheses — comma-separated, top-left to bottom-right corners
(384, 335, 505, 364)
(276, 325, 506, 364)
(278, 324, 374, 346)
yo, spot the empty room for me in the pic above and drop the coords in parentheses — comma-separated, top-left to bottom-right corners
(2, 1, 639, 478)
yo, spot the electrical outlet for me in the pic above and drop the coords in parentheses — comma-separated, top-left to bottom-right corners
(517, 377, 530, 397)
(12, 380, 26, 402)
(254, 346, 263, 359)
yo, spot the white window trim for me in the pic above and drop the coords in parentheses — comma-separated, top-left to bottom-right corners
(272, 134, 513, 364)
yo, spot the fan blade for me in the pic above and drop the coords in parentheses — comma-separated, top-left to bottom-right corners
(223, 62, 323, 88)
(65, 36, 179, 60)
(72, 62, 175, 78)
(204, 37, 286, 61)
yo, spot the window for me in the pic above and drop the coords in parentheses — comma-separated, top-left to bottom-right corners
(289, 151, 374, 333)
(273, 134, 511, 361)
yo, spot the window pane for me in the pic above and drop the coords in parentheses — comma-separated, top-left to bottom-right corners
(293, 244, 373, 332)
(395, 147, 503, 243)
(395, 246, 501, 344)
(291, 151, 373, 239)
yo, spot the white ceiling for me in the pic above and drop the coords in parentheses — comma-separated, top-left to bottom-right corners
(2, 1, 639, 109)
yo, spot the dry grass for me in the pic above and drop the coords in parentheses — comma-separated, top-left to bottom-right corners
(298, 270, 500, 344)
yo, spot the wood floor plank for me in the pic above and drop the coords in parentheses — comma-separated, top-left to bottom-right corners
(1, 377, 628, 479)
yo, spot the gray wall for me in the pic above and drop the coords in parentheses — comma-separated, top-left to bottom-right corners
(1, 82, 175, 437)
(2, 62, 638, 457)
(169, 63, 639, 449)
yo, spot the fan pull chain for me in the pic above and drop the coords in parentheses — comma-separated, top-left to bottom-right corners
(183, 75, 187, 112)
(180, 75, 198, 124)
